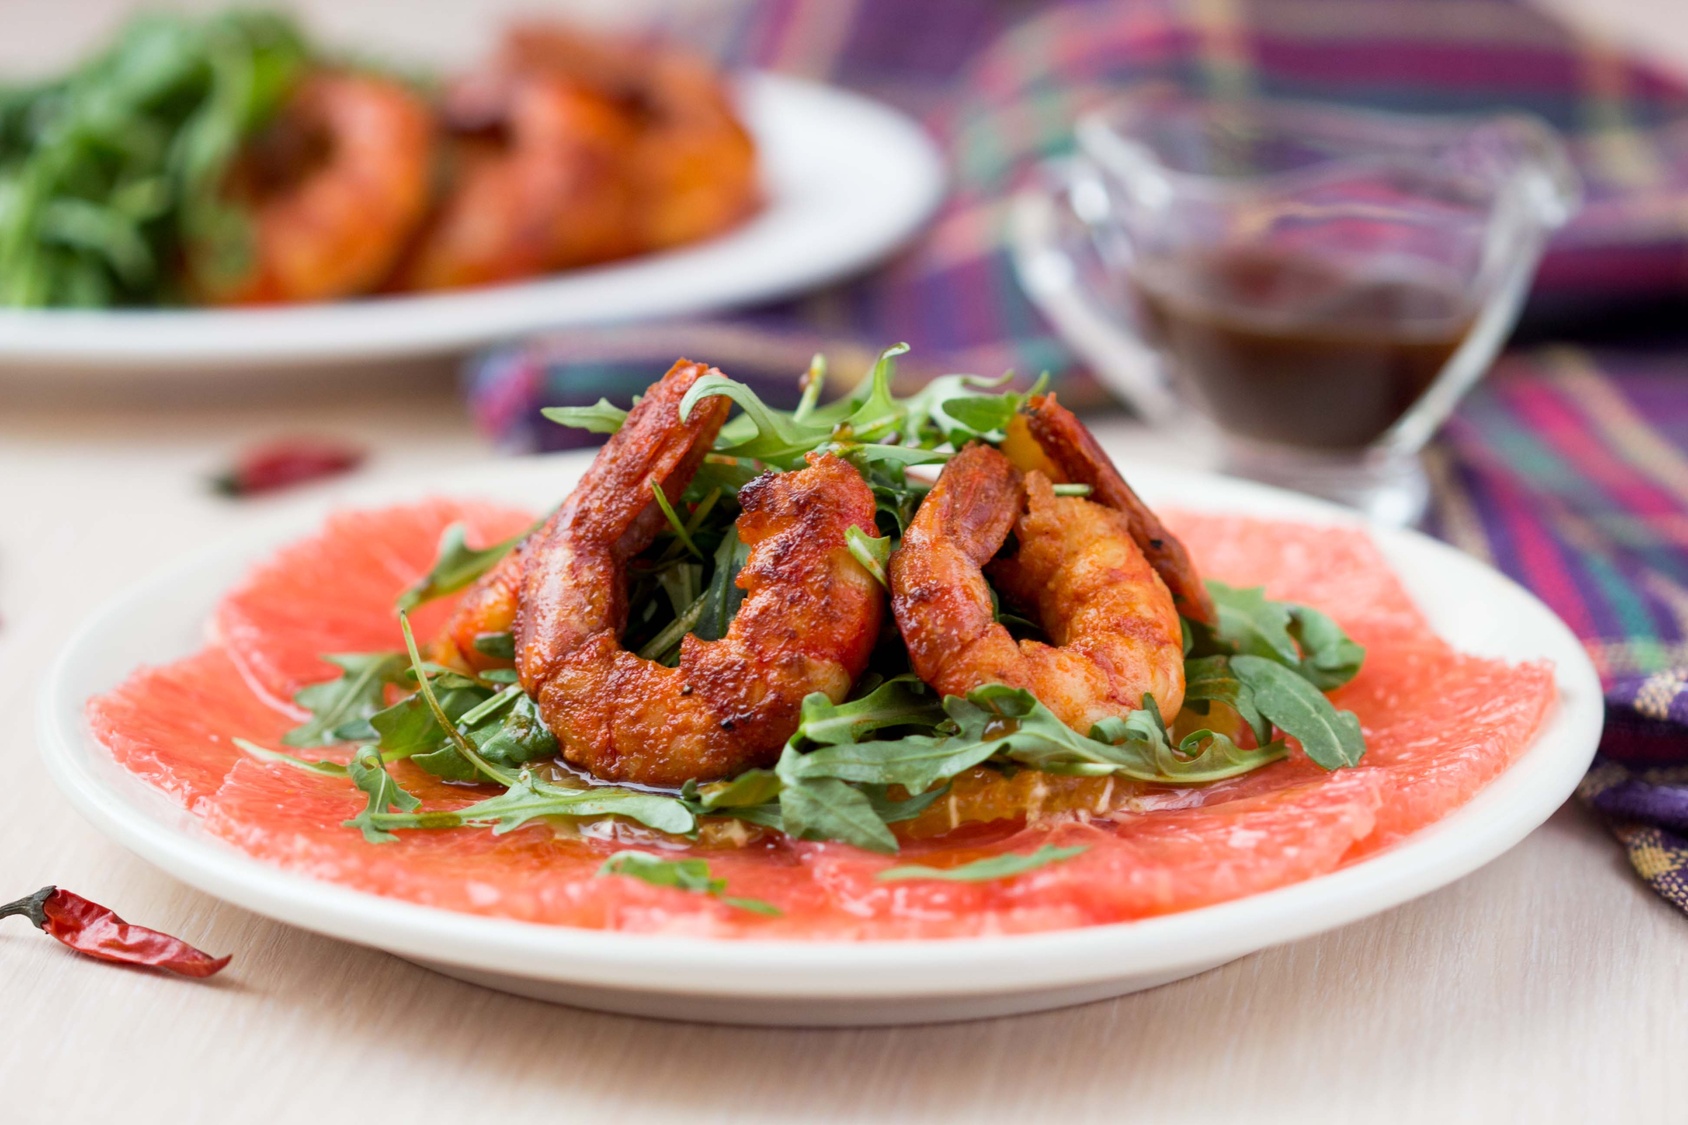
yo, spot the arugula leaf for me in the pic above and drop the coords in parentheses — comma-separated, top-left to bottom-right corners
(364, 770, 697, 837)
(1206, 582, 1301, 665)
(836, 343, 912, 442)
(233, 737, 347, 777)
(1202, 581, 1365, 691)
(368, 679, 484, 760)
(684, 458, 760, 502)
(649, 479, 703, 559)
(680, 374, 832, 470)
(877, 844, 1088, 882)
(1182, 654, 1273, 746)
(596, 851, 781, 915)
(787, 676, 946, 751)
(541, 399, 627, 435)
(398, 612, 515, 786)
(776, 774, 899, 854)
(844, 525, 891, 590)
(693, 527, 749, 643)
(282, 652, 407, 748)
(959, 686, 1285, 783)
(343, 745, 421, 844)
(692, 769, 783, 811)
(1288, 605, 1365, 690)
(397, 522, 528, 612)
(413, 687, 559, 779)
(1228, 655, 1365, 769)
(472, 631, 515, 660)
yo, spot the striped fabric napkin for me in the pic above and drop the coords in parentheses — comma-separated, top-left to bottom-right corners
(464, 0, 1688, 911)
(1430, 348, 1688, 912)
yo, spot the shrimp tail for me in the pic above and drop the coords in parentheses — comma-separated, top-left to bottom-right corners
(1013, 393, 1216, 625)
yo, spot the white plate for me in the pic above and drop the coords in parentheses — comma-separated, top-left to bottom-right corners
(37, 456, 1602, 1026)
(0, 75, 943, 372)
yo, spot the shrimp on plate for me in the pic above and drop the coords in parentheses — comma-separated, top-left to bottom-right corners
(889, 442, 1187, 734)
(191, 72, 435, 304)
(393, 71, 639, 290)
(496, 24, 759, 253)
(436, 359, 885, 787)
(1000, 392, 1215, 625)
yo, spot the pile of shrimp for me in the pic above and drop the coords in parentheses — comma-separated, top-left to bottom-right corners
(190, 24, 759, 305)
(432, 360, 1210, 790)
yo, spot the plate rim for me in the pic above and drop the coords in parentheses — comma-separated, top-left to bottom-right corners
(0, 73, 945, 369)
(36, 456, 1604, 1001)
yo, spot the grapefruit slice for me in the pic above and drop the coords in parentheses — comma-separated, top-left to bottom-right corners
(1166, 513, 1432, 648)
(87, 647, 294, 807)
(83, 502, 1559, 938)
(214, 498, 533, 709)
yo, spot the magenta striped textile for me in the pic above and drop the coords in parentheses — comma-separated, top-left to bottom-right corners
(1430, 349, 1688, 913)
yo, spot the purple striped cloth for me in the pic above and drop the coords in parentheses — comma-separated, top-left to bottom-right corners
(1428, 349, 1688, 912)
(464, 0, 1688, 912)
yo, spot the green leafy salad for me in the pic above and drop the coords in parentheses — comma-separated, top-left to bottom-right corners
(0, 11, 311, 307)
(243, 346, 1367, 868)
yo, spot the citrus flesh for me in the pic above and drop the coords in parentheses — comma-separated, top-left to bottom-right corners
(86, 502, 1557, 937)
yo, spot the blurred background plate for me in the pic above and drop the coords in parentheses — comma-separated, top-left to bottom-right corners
(0, 73, 943, 376)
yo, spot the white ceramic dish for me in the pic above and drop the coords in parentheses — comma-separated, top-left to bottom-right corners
(0, 75, 943, 372)
(38, 456, 1602, 1026)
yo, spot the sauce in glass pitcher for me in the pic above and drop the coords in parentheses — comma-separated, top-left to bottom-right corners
(1132, 245, 1476, 450)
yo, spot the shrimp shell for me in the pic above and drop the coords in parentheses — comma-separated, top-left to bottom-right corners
(890, 443, 1185, 732)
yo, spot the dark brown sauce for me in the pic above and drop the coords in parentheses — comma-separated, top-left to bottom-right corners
(1132, 246, 1476, 449)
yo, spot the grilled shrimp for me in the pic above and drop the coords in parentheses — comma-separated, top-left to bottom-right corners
(889, 443, 1185, 733)
(497, 23, 758, 252)
(394, 73, 638, 290)
(192, 73, 435, 304)
(428, 545, 527, 674)
(460, 360, 884, 787)
(1001, 394, 1215, 625)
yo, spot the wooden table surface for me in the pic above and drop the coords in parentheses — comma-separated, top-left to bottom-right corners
(4, 1, 1688, 1121)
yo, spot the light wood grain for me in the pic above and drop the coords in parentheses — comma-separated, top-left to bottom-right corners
(3, 0, 1688, 1119)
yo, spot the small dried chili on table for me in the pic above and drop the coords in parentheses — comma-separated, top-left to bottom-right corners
(0, 886, 230, 977)
(212, 437, 366, 497)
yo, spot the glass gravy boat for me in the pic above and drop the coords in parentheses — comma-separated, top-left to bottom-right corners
(1011, 88, 1580, 524)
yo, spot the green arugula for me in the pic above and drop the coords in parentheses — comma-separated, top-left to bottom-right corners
(249, 346, 1372, 858)
(343, 745, 421, 844)
(844, 526, 891, 590)
(596, 851, 781, 915)
(1228, 656, 1365, 770)
(282, 652, 408, 747)
(540, 399, 627, 434)
(877, 844, 1089, 882)
(363, 770, 696, 837)
(233, 737, 346, 777)
(0, 11, 311, 308)
(472, 631, 516, 660)
(397, 522, 530, 612)
(1201, 581, 1365, 690)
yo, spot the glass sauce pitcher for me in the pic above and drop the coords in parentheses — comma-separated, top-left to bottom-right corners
(1012, 88, 1580, 525)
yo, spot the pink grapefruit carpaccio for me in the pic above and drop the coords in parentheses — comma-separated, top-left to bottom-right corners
(85, 501, 1556, 938)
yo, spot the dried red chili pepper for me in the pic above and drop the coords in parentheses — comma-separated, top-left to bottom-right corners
(0, 886, 230, 977)
(212, 437, 366, 497)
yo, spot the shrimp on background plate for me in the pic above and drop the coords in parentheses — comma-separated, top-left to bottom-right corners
(190, 72, 435, 304)
(392, 72, 639, 290)
(496, 24, 759, 253)
(889, 442, 1186, 733)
